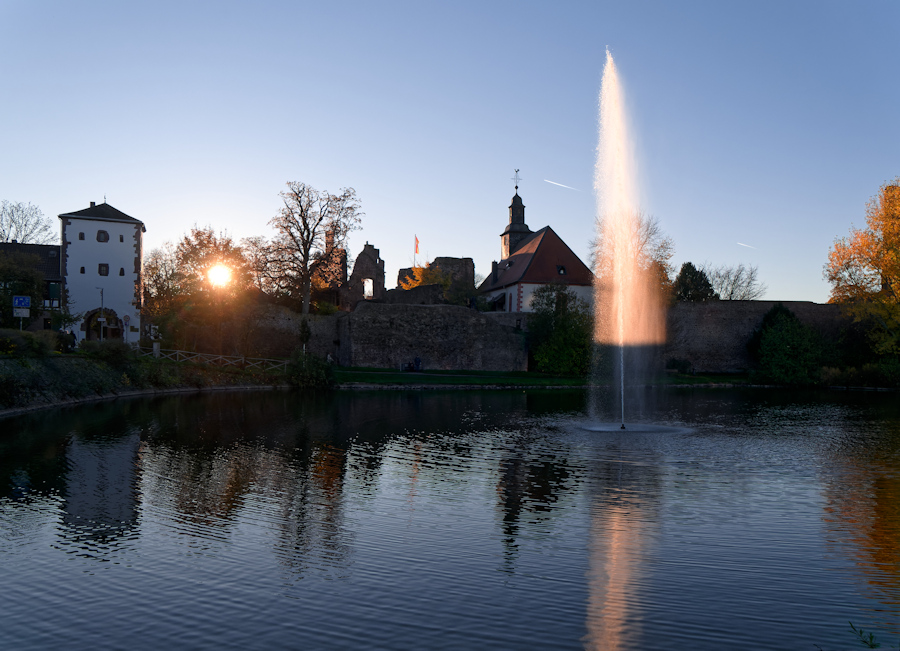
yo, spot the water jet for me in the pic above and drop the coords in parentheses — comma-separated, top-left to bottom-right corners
(592, 50, 667, 426)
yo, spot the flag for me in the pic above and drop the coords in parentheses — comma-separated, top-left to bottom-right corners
(415, 236, 420, 255)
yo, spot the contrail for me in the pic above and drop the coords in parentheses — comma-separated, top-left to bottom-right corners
(544, 179, 580, 191)
(737, 242, 756, 249)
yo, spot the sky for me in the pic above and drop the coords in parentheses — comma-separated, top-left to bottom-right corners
(1, 0, 898, 302)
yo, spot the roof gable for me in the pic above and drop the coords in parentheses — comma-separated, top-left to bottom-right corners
(479, 226, 593, 292)
(59, 203, 145, 230)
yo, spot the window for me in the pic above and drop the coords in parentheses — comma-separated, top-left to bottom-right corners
(119, 234, 124, 242)
(363, 278, 374, 299)
(119, 268, 125, 276)
(97, 230, 109, 242)
(80, 267, 85, 274)
(78, 232, 85, 240)
(98, 264, 109, 276)
(557, 265, 567, 275)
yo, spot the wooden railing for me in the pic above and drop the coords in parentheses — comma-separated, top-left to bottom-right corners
(138, 347, 288, 372)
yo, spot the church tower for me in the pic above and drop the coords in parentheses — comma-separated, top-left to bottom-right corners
(500, 180, 532, 259)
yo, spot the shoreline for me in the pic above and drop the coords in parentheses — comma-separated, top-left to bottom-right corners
(2, 380, 894, 420)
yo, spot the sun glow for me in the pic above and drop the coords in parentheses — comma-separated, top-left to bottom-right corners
(207, 264, 232, 287)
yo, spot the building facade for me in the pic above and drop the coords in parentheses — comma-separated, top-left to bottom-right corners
(479, 191, 593, 312)
(59, 202, 145, 343)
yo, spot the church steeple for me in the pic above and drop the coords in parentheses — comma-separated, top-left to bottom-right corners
(501, 170, 531, 259)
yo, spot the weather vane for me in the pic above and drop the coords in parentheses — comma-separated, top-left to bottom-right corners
(512, 169, 521, 192)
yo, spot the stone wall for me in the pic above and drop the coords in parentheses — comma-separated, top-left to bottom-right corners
(335, 302, 527, 371)
(665, 300, 848, 373)
(381, 284, 445, 305)
(251, 305, 340, 359)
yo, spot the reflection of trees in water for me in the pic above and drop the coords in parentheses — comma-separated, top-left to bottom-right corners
(823, 419, 900, 616)
(495, 436, 575, 571)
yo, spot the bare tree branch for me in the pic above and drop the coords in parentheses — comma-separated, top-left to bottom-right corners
(0, 201, 56, 244)
(701, 262, 767, 300)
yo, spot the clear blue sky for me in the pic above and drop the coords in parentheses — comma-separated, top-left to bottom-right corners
(2, 1, 898, 302)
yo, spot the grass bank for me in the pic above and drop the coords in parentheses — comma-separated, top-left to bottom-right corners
(0, 353, 279, 415)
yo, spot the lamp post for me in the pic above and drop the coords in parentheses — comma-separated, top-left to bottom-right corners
(96, 287, 104, 342)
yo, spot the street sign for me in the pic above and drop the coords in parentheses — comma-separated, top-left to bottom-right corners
(13, 296, 30, 308)
(123, 314, 130, 324)
(13, 308, 29, 318)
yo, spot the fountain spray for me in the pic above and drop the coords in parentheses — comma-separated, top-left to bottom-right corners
(594, 50, 666, 428)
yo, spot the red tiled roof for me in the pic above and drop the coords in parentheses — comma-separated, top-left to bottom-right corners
(479, 226, 593, 292)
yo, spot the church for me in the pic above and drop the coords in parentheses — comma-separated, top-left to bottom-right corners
(478, 186, 593, 312)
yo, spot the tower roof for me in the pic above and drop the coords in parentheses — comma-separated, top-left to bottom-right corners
(480, 226, 594, 292)
(59, 202, 146, 231)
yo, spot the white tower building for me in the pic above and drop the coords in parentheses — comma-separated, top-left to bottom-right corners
(59, 202, 145, 344)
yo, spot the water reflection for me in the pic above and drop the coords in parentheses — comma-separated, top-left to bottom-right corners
(821, 408, 900, 626)
(583, 436, 663, 650)
(2, 389, 900, 649)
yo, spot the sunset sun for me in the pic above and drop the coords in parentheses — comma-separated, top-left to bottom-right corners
(207, 264, 232, 287)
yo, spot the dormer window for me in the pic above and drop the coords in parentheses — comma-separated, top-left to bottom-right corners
(557, 265, 567, 275)
(97, 230, 109, 242)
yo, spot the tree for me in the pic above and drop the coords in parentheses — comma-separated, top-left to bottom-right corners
(268, 182, 362, 314)
(703, 263, 767, 300)
(673, 262, 719, 302)
(592, 211, 675, 293)
(399, 263, 451, 291)
(528, 284, 593, 376)
(142, 227, 257, 353)
(825, 179, 900, 355)
(0, 251, 44, 328)
(0, 201, 56, 244)
(748, 304, 822, 385)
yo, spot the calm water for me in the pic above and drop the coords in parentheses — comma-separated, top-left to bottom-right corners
(2, 388, 900, 650)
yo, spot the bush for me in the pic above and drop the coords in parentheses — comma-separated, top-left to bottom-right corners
(0, 328, 57, 357)
(666, 358, 693, 374)
(749, 304, 822, 385)
(78, 339, 137, 369)
(285, 347, 333, 389)
(528, 285, 593, 376)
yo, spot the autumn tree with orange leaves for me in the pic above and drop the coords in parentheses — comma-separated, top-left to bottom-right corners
(825, 179, 900, 355)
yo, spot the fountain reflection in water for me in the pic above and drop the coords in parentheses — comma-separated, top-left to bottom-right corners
(592, 50, 667, 427)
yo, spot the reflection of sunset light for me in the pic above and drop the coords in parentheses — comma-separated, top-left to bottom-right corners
(207, 264, 232, 287)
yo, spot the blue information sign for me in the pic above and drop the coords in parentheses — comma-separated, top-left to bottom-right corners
(13, 295, 31, 308)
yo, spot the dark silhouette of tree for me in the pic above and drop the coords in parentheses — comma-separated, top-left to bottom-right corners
(0, 251, 44, 327)
(268, 183, 362, 315)
(0, 201, 55, 244)
(673, 262, 718, 302)
(748, 304, 822, 385)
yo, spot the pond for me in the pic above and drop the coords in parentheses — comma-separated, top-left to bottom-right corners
(2, 388, 900, 649)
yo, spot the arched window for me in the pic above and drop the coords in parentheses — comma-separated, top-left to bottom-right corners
(97, 230, 109, 242)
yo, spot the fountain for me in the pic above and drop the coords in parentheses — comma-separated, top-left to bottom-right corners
(590, 50, 668, 431)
